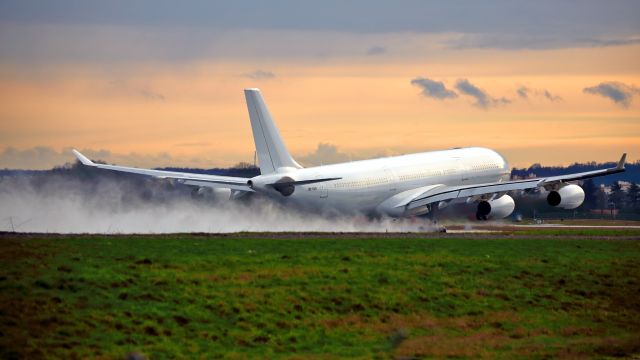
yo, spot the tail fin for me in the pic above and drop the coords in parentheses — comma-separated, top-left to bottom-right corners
(244, 88, 302, 174)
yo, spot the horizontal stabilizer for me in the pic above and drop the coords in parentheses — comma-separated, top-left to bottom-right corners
(264, 176, 341, 197)
(268, 177, 342, 187)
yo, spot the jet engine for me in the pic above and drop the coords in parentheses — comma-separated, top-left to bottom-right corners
(271, 176, 296, 196)
(546, 184, 585, 209)
(476, 194, 515, 220)
(248, 175, 296, 196)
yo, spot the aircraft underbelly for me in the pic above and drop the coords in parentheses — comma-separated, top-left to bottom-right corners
(286, 186, 389, 214)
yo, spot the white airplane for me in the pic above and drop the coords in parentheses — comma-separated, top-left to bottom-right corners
(72, 88, 626, 220)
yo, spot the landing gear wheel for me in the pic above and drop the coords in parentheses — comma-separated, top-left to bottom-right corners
(476, 201, 491, 221)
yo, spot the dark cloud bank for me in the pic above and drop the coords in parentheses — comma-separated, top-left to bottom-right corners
(2, 1, 637, 38)
(412, 77, 572, 108)
(411, 77, 511, 108)
(583, 81, 639, 107)
(414, 77, 640, 109)
(410, 77, 457, 100)
(516, 86, 561, 102)
(454, 79, 510, 108)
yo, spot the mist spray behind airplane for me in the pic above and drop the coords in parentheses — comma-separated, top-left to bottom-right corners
(0, 174, 435, 233)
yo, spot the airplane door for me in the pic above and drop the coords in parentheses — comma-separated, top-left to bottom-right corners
(319, 184, 328, 199)
(456, 158, 470, 183)
(313, 173, 328, 199)
(384, 167, 397, 192)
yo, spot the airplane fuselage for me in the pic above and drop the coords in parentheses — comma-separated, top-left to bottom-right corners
(254, 147, 510, 215)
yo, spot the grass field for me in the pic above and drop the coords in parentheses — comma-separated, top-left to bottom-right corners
(1, 229, 640, 359)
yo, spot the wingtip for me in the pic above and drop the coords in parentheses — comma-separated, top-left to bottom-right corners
(617, 153, 627, 169)
(71, 149, 94, 165)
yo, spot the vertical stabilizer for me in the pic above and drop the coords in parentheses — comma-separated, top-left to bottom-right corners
(244, 89, 302, 174)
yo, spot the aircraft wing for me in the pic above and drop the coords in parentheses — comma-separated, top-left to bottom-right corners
(72, 149, 253, 192)
(399, 153, 626, 212)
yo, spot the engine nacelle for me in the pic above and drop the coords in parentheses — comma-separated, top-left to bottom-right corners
(248, 174, 296, 197)
(476, 194, 515, 220)
(196, 187, 232, 199)
(546, 184, 585, 209)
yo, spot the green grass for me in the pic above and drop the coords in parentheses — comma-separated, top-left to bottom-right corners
(513, 228, 640, 237)
(1, 231, 640, 359)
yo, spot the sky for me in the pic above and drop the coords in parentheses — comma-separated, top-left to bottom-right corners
(0, 1, 639, 169)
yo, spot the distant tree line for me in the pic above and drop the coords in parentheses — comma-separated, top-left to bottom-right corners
(582, 179, 640, 213)
(511, 160, 640, 186)
(510, 160, 640, 217)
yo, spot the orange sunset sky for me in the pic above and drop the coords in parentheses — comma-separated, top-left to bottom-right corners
(0, 1, 639, 169)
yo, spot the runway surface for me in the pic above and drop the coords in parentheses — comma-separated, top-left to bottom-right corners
(513, 224, 640, 229)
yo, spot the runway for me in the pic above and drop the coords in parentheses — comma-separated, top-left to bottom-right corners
(513, 224, 640, 229)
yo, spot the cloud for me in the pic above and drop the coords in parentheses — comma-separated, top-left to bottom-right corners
(0, 146, 69, 170)
(139, 89, 165, 101)
(0, 2, 637, 67)
(583, 82, 640, 107)
(1, 1, 638, 39)
(241, 70, 276, 80)
(517, 86, 561, 102)
(455, 79, 510, 108)
(105, 80, 166, 102)
(366, 45, 386, 55)
(575, 37, 640, 48)
(410, 77, 458, 100)
(175, 142, 210, 148)
(0, 146, 224, 170)
(541, 90, 562, 102)
(445, 33, 640, 50)
(516, 86, 530, 99)
(297, 143, 351, 166)
(296, 143, 410, 167)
